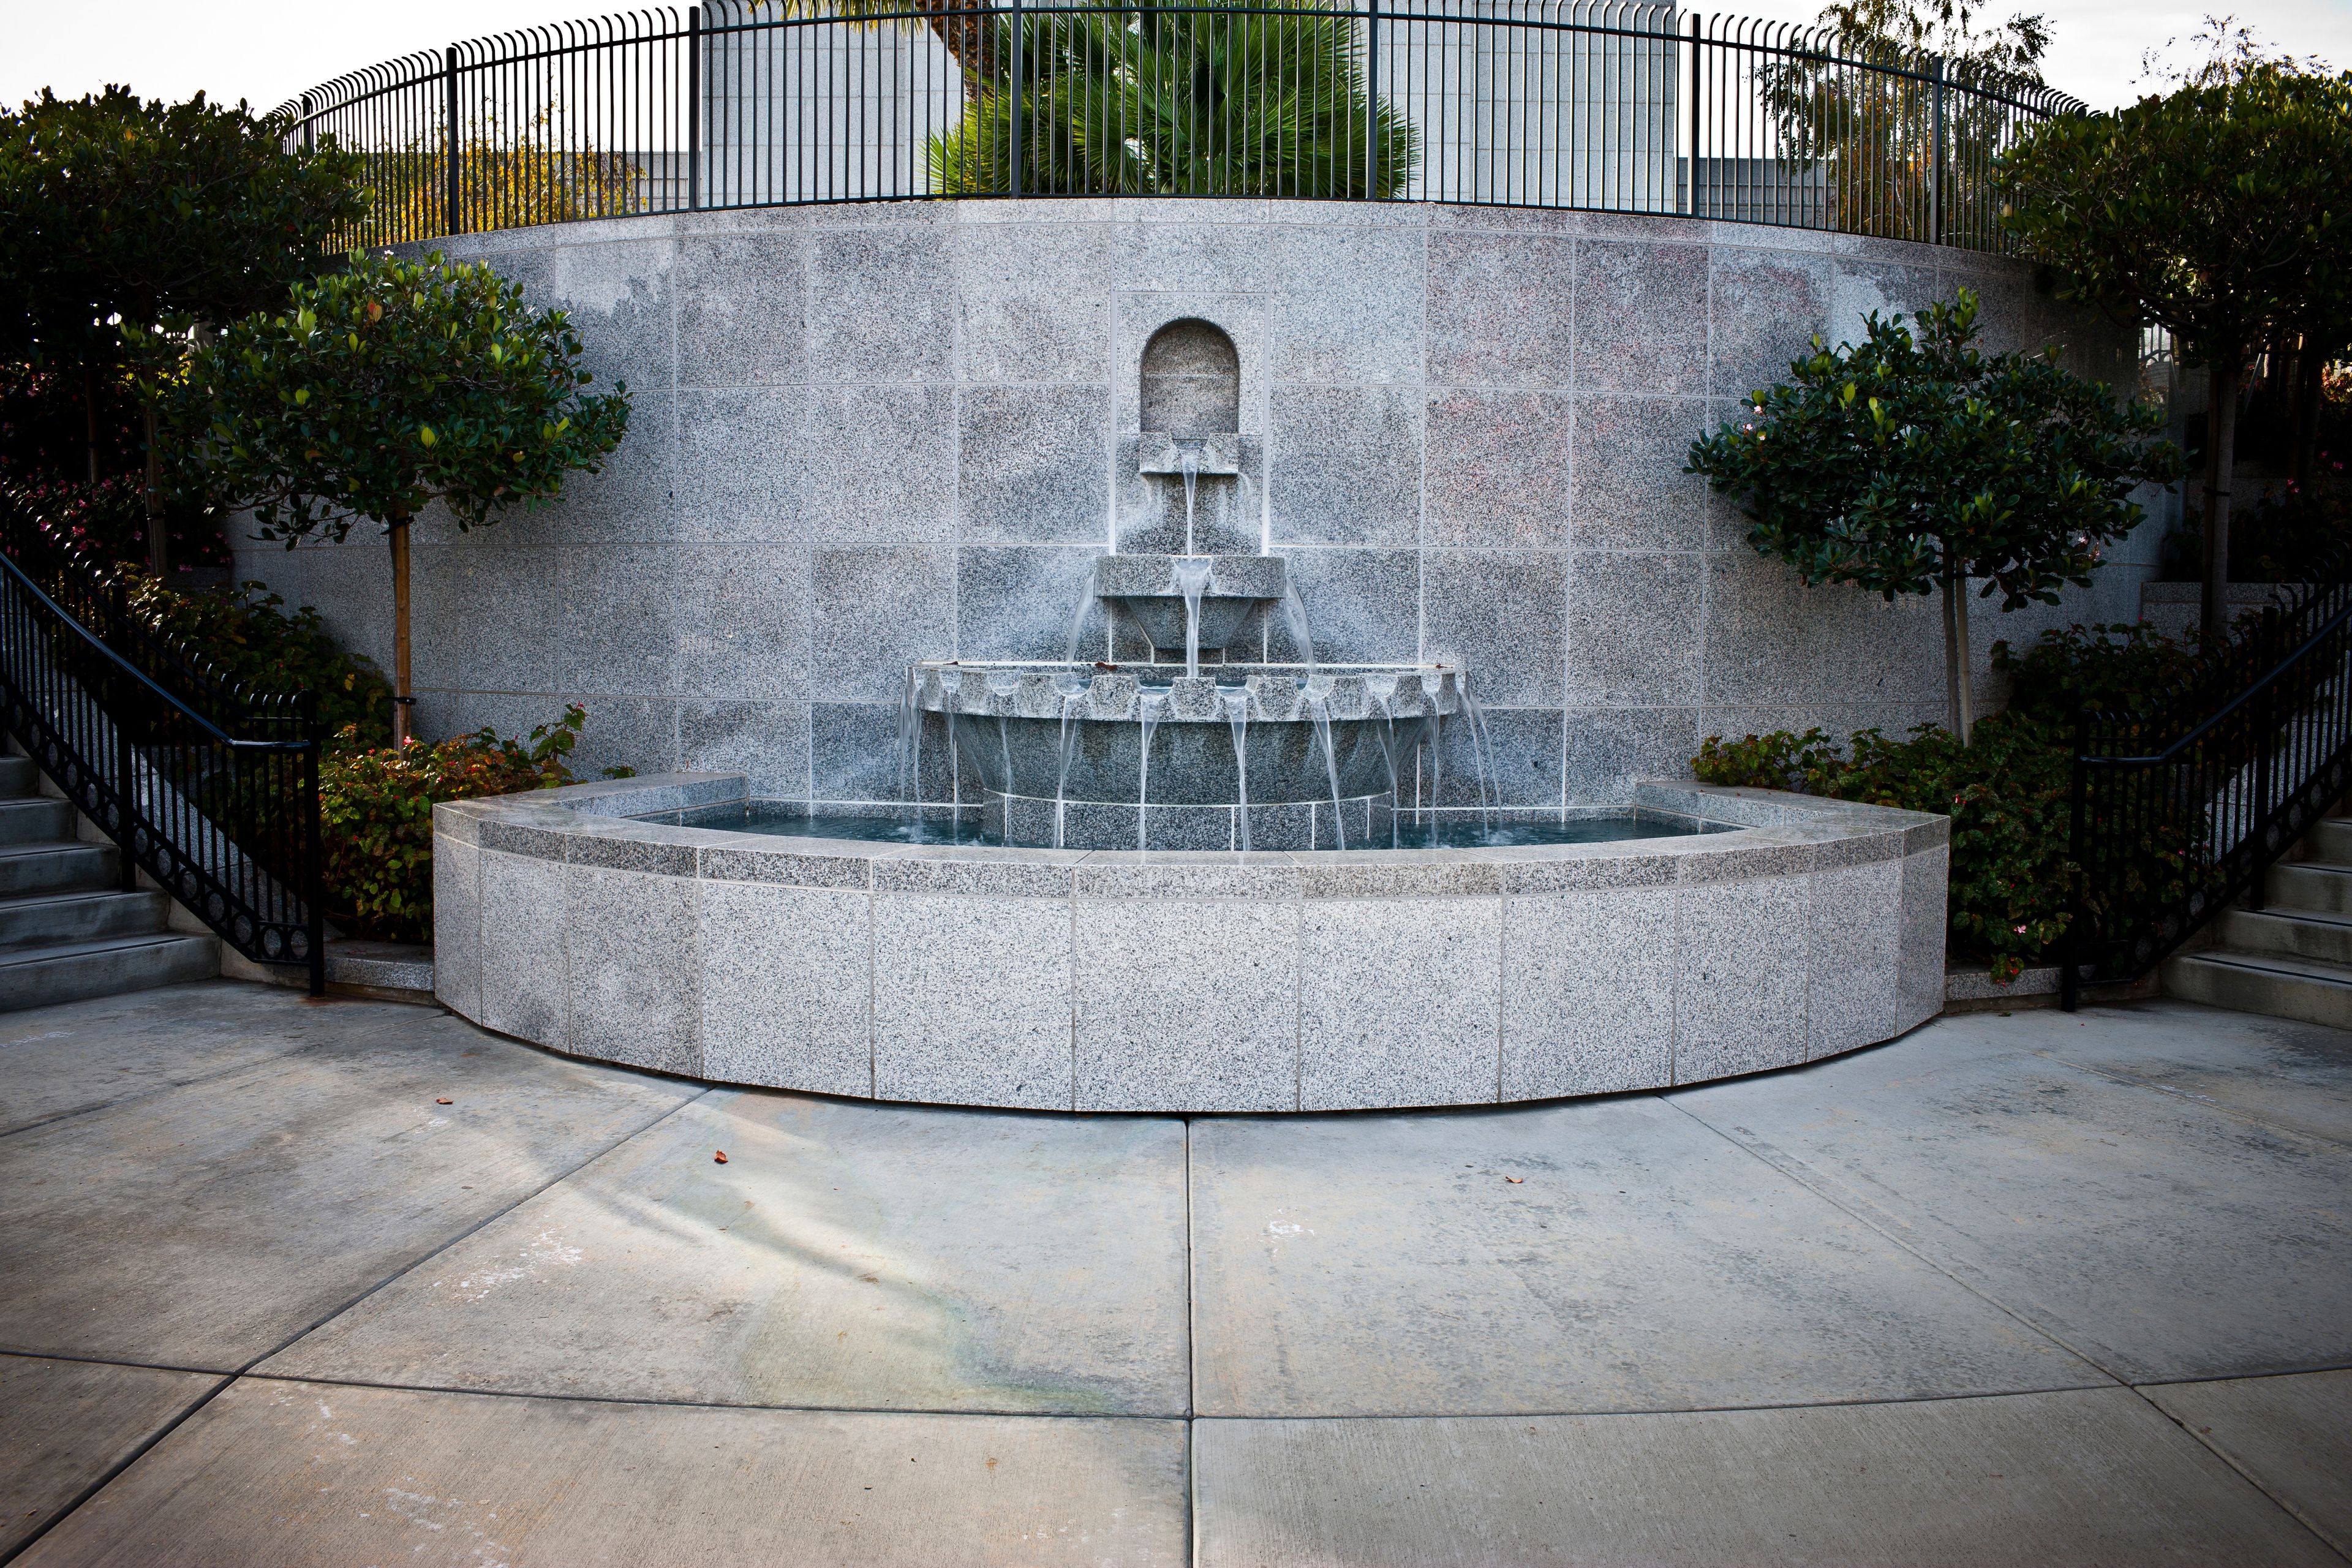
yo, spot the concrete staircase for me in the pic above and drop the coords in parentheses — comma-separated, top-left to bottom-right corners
(0, 755, 217, 1011)
(2163, 815, 2352, 1028)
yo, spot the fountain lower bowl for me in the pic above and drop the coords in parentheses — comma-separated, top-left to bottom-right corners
(911, 660, 1465, 848)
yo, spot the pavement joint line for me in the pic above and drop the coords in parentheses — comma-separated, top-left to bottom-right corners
(168, 1365, 2138, 1424)
(1182, 1114, 1197, 1568)
(2125, 1360, 2352, 1387)
(0, 1346, 234, 1379)
(2125, 1381, 2352, 1565)
(1657, 1094, 2138, 1392)
(2029, 1048, 2352, 1152)
(0, 1082, 716, 1567)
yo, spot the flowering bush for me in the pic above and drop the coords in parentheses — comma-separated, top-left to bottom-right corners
(322, 706, 589, 942)
(121, 572, 394, 747)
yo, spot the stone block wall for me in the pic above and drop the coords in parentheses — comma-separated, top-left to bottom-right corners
(230, 198, 2154, 801)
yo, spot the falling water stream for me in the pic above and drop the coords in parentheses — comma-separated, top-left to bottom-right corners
(1305, 692, 1345, 851)
(1179, 445, 1201, 555)
(1136, 692, 1167, 850)
(1225, 692, 1251, 852)
(1173, 557, 1213, 680)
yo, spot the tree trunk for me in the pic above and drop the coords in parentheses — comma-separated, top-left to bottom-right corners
(2201, 355, 2242, 646)
(1943, 564, 1975, 745)
(905, 0, 997, 96)
(143, 403, 167, 577)
(388, 510, 414, 748)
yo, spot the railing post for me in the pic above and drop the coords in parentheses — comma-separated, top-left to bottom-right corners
(300, 93, 314, 154)
(1007, 0, 1023, 198)
(2248, 679, 2275, 911)
(1929, 54, 1946, 246)
(2060, 714, 2087, 1011)
(1365, 0, 1380, 197)
(111, 577, 136, 895)
(303, 692, 326, 999)
(1686, 15, 1701, 217)
(687, 6, 703, 212)
(444, 46, 462, 237)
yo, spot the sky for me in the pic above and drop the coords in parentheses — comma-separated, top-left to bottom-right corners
(2, 0, 2347, 115)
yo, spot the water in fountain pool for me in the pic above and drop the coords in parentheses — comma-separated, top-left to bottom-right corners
(654, 801, 1724, 850)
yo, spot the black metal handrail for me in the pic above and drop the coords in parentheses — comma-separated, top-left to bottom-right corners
(0, 544, 326, 995)
(2062, 579, 2352, 1005)
(273, 1, 2078, 252)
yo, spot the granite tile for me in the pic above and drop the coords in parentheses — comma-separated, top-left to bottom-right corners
(676, 232, 806, 386)
(431, 835, 483, 1019)
(811, 701, 954, 805)
(1425, 230, 1577, 388)
(566, 863, 700, 1077)
(679, 700, 812, 799)
(1703, 549, 1946, 708)
(1502, 884, 1677, 1097)
(1711, 246, 1833, 400)
(1267, 386, 1423, 549)
(547, 390, 675, 544)
(1270, 221, 1425, 385)
(1575, 238, 1709, 395)
(802, 386, 957, 545)
(1422, 550, 1567, 708)
(1898, 845, 1950, 1032)
(1809, 858, 1901, 1060)
(956, 546, 1106, 662)
(1266, 548, 1420, 665)
(675, 388, 805, 543)
(810, 546, 954, 704)
(873, 892, 1074, 1109)
(1570, 396, 1710, 551)
(1298, 895, 1501, 1109)
(696, 878, 872, 1096)
(806, 225, 953, 382)
(1423, 389, 1574, 548)
(959, 385, 1112, 545)
(410, 546, 560, 692)
(493, 237, 673, 396)
(678, 542, 812, 702)
(478, 848, 567, 1048)
(1411, 704, 1564, 810)
(1675, 873, 1810, 1082)
(954, 220, 1125, 384)
(1568, 550, 1703, 706)
(1074, 895, 1300, 1110)
(556, 545, 685, 696)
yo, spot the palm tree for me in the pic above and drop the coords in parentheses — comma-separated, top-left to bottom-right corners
(927, 1, 1419, 197)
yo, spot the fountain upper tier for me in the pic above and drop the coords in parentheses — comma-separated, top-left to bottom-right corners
(1093, 553, 1287, 656)
(910, 660, 1458, 725)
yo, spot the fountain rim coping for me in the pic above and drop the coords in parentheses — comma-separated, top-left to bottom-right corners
(436, 772, 1948, 896)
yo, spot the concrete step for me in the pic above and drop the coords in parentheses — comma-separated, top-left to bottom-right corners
(0, 756, 36, 799)
(0, 840, 118, 899)
(0, 796, 77, 845)
(0, 889, 170, 948)
(2266, 861, 2352, 913)
(2302, 818, 2352, 864)
(2214, 906, 2352, 967)
(0, 932, 218, 1012)
(2162, 948, 2352, 1030)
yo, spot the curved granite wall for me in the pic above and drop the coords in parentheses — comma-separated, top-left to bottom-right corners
(230, 199, 2150, 802)
(433, 775, 1949, 1112)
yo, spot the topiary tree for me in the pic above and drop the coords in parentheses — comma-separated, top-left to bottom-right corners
(1687, 289, 2182, 743)
(2001, 64, 2352, 638)
(0, 86, 364, 568)
(152, 249, 629, 746)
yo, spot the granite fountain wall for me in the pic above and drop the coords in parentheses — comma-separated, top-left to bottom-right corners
(228, 198, 2154, 801)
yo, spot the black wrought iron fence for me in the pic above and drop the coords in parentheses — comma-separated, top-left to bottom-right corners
(0, 527, 326, 992)
(2063, 579, 2352, 1002)
(275, 2, 2079, 250)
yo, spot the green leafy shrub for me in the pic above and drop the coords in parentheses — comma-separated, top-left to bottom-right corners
(120, 573, 394, 747)
(1990, 622, 2201, 729)
(1695, 714, 2071, 985)
(321, 706, 587, 942)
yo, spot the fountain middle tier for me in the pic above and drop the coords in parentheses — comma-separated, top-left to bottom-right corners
(907, 660, 1469, 851)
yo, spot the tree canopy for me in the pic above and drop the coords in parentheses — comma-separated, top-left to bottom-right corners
(1688, 290, 2181, 738)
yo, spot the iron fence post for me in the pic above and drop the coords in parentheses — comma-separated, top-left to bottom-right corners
(304, 692, 326, 998)
(1929, 54, 1945, 246)
(444, 46, 462, 236)
(2248, 678, 2275, 911)
(1008, 0, 1023, 198)
(687, 6, 702, 211)
(1365, 0, 1380, 197)
(111, 578, 137, 894)
(300, 93, 314, 153)
(2060, 714, 2087, 1011)
(1686, 15, 1701, 217)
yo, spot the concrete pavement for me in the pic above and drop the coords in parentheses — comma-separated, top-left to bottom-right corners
(1, 982, 2347, 1564)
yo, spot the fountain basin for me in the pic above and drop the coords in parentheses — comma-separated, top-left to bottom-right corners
(432, 773, 1951, 1113)
(1091, 554, 1288, 654)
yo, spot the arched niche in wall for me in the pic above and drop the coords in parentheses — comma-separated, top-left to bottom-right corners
(1139, 318, 1241, 437)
